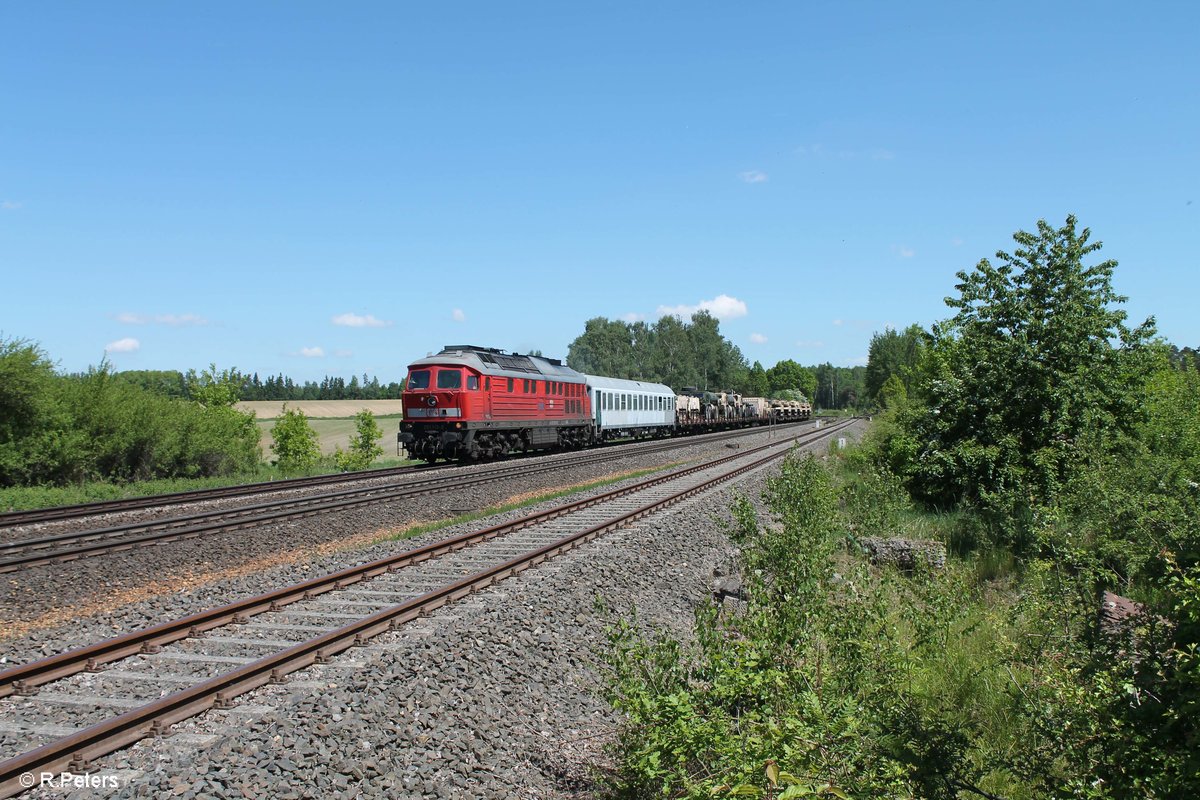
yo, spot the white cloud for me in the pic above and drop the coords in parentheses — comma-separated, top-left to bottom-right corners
(621, 312, 646, 323)
(332, 312, 392, 328)
(452, 308, 466, 323)
(899, 246, 915, 258)
(739, 170, 768, 184)
(333, 349, 353, 358)
(116, 312, 208, 326)
(105, 337, 140, 353)
(749, 333, 768, 344)
(1, 200, 22, 211)
(951, 237, 964, 247)
(300, 346, 325, 358)
(656, 294, 748, 321)
(832, 319, 844, 327)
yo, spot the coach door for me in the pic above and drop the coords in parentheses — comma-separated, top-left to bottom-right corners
(594, 389, 603, 429)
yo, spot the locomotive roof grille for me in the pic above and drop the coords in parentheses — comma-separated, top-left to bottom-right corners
(438, 345, 562, 371)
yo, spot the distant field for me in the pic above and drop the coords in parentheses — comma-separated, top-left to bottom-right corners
(237, 400, 404, 419)
(242, 401, 411, 462)
(256, 413, 405, 461)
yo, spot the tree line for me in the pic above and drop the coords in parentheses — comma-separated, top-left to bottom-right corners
(114, 369, 404, 401)
(565, 310, 867, 408)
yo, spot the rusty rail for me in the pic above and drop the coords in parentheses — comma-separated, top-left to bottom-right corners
(0, 419, 855, 797)
(0, 423, 808, 573)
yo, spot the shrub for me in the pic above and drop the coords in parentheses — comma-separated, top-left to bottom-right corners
(270, 405, 320, 474)
(335, 409, 384, 471)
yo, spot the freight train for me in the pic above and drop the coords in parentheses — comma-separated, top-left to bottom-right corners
(398, 345, 811, 462)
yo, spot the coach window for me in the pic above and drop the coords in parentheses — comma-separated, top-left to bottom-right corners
(436, 369, 462, 389)
(467, 375, 479, 390)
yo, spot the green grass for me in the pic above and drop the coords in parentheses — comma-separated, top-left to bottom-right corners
(378, 462, 683, 544)
(0, 457, 418, 513)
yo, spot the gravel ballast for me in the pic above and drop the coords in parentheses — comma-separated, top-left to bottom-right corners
(9, 420, 864, 799)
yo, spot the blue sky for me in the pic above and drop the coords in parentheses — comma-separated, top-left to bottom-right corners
(2, 2, 1196, 382)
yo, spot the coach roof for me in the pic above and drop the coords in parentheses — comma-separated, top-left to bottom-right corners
(582, 374, 674, 396)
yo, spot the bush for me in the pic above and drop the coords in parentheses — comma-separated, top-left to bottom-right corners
(334, 409, 384, 471)
(1, 341, 260, 487)
(271, 405, 320, 474)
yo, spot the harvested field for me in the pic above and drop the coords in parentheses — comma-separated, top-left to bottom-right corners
(236, 400, 404, 419)
(256, 414, 404, 460)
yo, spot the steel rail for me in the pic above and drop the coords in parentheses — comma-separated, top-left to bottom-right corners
(0, 422, 808, 573)
(0, 464, 428, 528)
(0, 420, 851, 699)
(0, 419, 800, 528)
(0, 419, 853, 798)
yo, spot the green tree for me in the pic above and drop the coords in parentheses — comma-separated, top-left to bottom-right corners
(336, 409, 384, 471)
(649, 314, 696, 389)
(0, 337, 81, 486)
(115, 369, 187, 398)
(904, 215, 1156, 521)
(567, 317, 634, 377)
(185, 363, 244, 407)
(745, 361, 769, 396)
(687, 311, 725, 390)
(877, 374, 908, 409)
(270, 405, 320, 474)
(767, 359, 816, 400)
(865, 324, 925, 401)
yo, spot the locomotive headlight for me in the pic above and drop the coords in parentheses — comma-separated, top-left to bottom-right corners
(455, 422, 462, 429)
(426, 396, 438, 407)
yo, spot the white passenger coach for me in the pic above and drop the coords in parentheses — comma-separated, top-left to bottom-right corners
(584, 375, 676, 440)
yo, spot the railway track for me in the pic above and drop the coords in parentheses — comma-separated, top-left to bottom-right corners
(0, 418, 854, 797)
(0, 421, 798, 529)
(0, 465, 430, 529)
(0, 422, 809, 573)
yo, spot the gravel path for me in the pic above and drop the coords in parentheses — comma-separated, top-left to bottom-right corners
(11, 420, 863, 800)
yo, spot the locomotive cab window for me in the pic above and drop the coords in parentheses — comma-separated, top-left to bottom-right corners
(436, 370, 462, 389)
(406, 370, 431, 390)
(467, 375, 479, 390)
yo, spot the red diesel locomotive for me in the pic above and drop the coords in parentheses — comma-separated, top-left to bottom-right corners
(398, 345, 593, 461)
